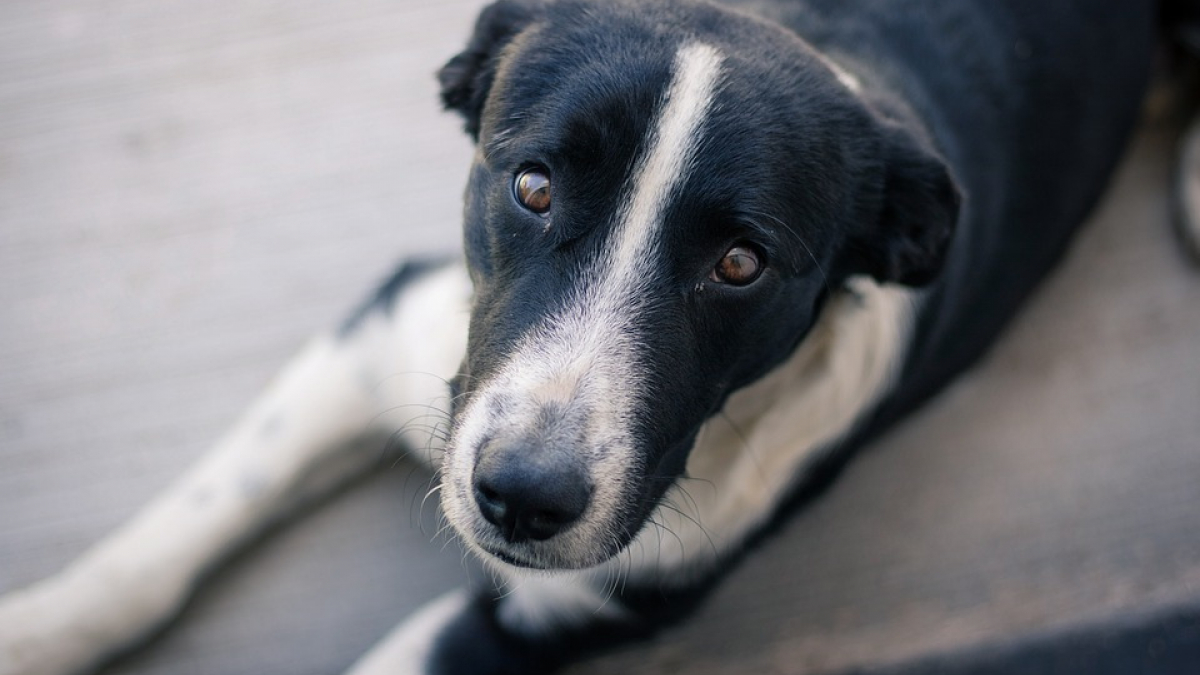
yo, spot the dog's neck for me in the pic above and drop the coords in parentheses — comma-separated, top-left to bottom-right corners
(618, 277, 919, 581)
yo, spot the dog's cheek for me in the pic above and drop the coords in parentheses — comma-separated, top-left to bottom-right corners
(682, 283, 809, 399)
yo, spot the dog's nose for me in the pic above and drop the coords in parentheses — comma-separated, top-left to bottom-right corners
(473, 444, 591, 543)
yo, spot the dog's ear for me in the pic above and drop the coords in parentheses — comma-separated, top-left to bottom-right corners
(849, 122, 962, 287)
(438, 0, 540, 140)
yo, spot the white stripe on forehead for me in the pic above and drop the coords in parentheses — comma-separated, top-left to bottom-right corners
(608, 42, 724, 285)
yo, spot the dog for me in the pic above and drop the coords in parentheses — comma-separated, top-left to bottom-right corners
(1, 1, 1194, 674)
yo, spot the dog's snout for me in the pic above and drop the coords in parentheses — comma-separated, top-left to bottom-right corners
(472, 441, 591, 543)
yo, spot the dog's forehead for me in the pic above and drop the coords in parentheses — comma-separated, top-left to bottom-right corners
(484, 25, 856, 221)
(484, 36, 687, 161)
(478, 36, 738, 261)
(467, 42, 727, 379)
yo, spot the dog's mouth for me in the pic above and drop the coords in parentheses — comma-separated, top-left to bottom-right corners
(456, 511, 634, 571)
(460, 506, 652, 571)
(477, 543, 542, 569)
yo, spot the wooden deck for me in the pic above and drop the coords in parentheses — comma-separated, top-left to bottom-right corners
(1, 2, 1198, 674)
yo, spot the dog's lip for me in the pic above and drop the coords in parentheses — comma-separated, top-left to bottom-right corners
(477, 537, 622, 570)
(479, 544, 544, 569)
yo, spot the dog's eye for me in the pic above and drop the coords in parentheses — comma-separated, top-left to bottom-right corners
(710, 245, 762, 286)
(514, 167, 552, 214)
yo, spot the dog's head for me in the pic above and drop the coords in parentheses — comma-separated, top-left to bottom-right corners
(436, 0, 959, 570)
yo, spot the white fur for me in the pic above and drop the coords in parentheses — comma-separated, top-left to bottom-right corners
(496, 572, 630, 635)
(443, 43, 726, 567)
(0, 264, 472, 675)
(817, 53, 862, 94)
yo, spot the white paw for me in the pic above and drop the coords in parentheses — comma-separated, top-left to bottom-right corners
(0, 566, 186, 675)
(0, 577, 97, 675)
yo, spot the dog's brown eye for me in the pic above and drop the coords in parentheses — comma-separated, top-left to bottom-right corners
(710, 245, 762, 286)
(514, 168, 551, 214)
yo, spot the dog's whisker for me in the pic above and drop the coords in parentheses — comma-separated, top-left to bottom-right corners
(658, 498, 717, 562)
(416, 481, 444, 534)
(717, 410, 768, 489)
(672, 483, 704, 524)
(368, 369, 463, 395)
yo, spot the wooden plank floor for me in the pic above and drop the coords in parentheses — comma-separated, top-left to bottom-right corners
(1, 2, 1198, 674)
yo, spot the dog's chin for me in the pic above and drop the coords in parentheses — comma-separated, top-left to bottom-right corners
(467, 532, 626, 572)
(477, 544, 545, 570)
(476, 543, 608, 571)
(452, 511, 643, 571)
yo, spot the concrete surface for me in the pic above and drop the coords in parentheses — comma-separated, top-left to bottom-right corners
(1, 2, 1198, 674)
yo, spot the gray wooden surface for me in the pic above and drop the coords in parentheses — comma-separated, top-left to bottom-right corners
(1, 2, 1198, 674)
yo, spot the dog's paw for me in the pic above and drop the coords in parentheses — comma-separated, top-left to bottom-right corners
(0, 565, 187, 675)
(0, 577, 98, 675)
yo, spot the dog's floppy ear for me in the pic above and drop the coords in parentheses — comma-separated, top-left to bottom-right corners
(438, 0, 540, 140)
(850, 122, 962, 287)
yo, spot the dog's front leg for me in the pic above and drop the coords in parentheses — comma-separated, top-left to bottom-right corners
(0, 260, 471, 675)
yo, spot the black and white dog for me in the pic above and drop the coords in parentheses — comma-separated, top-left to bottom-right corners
(1, 1, 1190, 674)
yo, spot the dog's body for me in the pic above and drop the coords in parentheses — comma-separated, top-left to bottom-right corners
(0, 1, 1174, 674)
